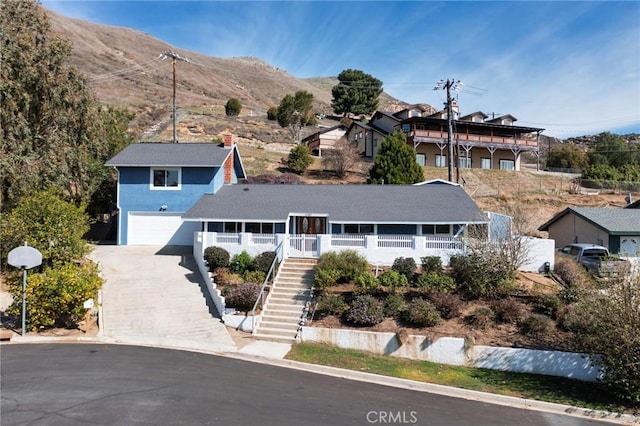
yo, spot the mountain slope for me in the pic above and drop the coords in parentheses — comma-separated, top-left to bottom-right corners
(46, 9, 412, 136)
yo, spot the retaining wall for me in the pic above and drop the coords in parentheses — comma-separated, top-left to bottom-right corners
(300, 327, 601, 382)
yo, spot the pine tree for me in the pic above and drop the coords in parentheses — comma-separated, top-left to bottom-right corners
(331, 69, 383, 118)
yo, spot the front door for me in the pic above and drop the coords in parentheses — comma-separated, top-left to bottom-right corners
(290, 216, 326, 257)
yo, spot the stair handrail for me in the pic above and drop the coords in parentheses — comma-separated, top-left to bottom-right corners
(251, 240, 283, 332)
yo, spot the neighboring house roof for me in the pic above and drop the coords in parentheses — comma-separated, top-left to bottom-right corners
(105, 142, 236, 168)
(414, 179, 461, 187)
(486, 114, 518, 124)
(301, 124, 348, 144)
(538, 206, 640, 235)
(626, 199, 640, 209)
(184, 184, 488, 224)
(459, 111, 489, 121)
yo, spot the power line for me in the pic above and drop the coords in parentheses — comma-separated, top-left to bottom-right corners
(160, 51, 192, 143)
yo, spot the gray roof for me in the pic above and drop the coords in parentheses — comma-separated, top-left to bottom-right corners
(539, 206, 640, 235)
(184, 184, 488, 223)
(105, 143, 233, 167)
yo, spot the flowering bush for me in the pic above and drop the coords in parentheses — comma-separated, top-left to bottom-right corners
(345, 295, 384, 326)
(226, 283, 261, 311)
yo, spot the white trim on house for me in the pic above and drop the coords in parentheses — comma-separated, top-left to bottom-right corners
(149, 167, 182, 190)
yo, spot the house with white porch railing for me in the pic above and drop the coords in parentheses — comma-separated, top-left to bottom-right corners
(184, 180, 489, 266)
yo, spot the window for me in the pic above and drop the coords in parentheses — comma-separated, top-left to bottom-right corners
(223, 222, 241, 233)
(416, 154, 426, 166)
(499, 160, 515, 170)
(459, 156, 471, 169)
(402, 124, 411, 133)
(246, 222, 275, 234)
(343, 224, 374, 234)
(481, 158, 491, 169)
(435, 155, 447, 168)
(151, 168, 180, 189)
(422, 224, 451, 235)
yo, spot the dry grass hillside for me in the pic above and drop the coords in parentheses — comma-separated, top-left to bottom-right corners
(47, 9, 414, 139)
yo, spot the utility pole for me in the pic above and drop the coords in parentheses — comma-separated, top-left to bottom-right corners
(160, 51, 191, 143)
(434, 79, 460, 182)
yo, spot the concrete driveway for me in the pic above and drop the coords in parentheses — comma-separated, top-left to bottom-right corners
(89, 245, 237, 353)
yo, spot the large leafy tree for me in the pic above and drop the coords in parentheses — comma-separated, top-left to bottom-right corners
(588, 132, 638, 169)
(368, 131, 424, 184)
(331, 69, 383, 118)
(277, 90, 315, 144)
(547, 144, 588, 169)
(0, 0, 134, 212)
(1, 190, 90, 269)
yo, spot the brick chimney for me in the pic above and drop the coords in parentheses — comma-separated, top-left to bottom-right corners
(223, 132, 233, 148)
(223, 132, 234, 184)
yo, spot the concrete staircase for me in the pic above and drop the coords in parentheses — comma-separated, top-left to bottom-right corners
(253, 257, 316, 343)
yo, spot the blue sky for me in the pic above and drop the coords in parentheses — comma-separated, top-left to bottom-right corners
(43, 1, 640, 139)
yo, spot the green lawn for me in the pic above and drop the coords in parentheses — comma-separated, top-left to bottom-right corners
(286, 343, 629, 413)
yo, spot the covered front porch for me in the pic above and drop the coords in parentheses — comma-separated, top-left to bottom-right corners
(193, 231, 467, 266)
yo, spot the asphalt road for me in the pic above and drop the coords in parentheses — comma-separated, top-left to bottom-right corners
(1, 344, 613, 426)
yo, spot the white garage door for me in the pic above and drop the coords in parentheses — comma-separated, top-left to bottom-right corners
(127, 212, 201, 246)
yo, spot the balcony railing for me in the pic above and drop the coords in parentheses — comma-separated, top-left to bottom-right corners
(410, 129, 538, 148)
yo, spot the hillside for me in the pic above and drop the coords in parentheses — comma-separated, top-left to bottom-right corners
(46, 9, 413, 139)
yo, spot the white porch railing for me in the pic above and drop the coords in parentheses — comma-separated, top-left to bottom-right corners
(377, 235, 413, 248)
(194, 232, 554, 272)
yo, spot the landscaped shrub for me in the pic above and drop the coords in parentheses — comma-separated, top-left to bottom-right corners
(402, 298, 441, 327)
(519, 314, 551, 338)
(392, 257, 417, 281)
(553, 256, 593, 289)
(252, 251, 277, 275)
(243, 270, 266, 284)
(339, 250, 370, 281)
(378, 270, 409, 291)
(345, 295, 384, 326)
(213, 267, 244, 287)
(491, 298, 526, 324)
(314, 268, 342, 293)
(314, 250, 369, 291)
(415, 272, 456, 293)
(315, 294, 348, 316)
(204, 246, 230, 272)
(6, 262, 102, 330)
(383, 293, 406, 318)
(420, 256, 443, 274)
(226, 283, 261, 311)
(450, 254, 516, 300)
(428, 292, 462, 320)
(556, 304, 583, 332)
(465, 307, 495, 329)
(558, 286, 581, 304)
(230, 250, 253, 275)
(534, 295, 562, 319)
(354, 272, 380, 294)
